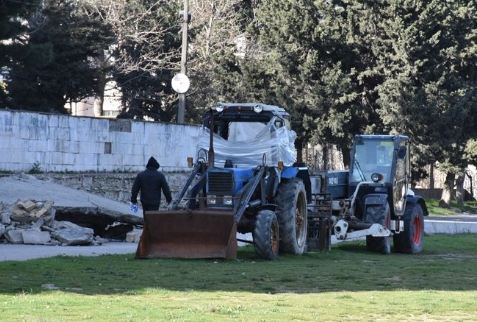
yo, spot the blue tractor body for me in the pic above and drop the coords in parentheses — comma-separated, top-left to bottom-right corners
(137, 103, 310, 260)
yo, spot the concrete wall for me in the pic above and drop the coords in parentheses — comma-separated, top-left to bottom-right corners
(32, 172, 189, 204)
(0, 110, 202, 173)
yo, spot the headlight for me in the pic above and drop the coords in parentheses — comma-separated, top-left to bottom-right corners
(223, 196, 233, 205)
(371, 173, 384, 182)
(208, 195, 217, 205)
(253, 104, 263, 113)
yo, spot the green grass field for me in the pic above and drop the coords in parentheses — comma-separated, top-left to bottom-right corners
(425, 198, 477, 215)
(1, 233, 476, 321)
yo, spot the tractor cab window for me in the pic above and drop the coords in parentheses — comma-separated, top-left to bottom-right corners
(274, 118, 292, 130)
(227, 121, 267, 142)
(198, 116, 297, 168)
(226, 116, 287, 142)
(351, 140, 393, 183)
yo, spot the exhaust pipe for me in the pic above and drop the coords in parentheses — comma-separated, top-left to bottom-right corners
(208, 108, 215, 168)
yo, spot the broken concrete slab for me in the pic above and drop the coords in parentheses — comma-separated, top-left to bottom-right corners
(5, 229, 23, 244)
(18, 199, 37, 212)
(126, 229, 142, 243)
(0, 199, 139, 247)
(0, 175, 144, 248)
(0, 174, 136, 214)
(22, 229, 51, 245)
(1, 212, 11, 225)
(0, 242, 139, 261)
(10, 206, 29, 222)
(51, 226, 95, 246)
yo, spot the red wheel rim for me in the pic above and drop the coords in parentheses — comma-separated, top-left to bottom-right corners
(412, 213, 422, 245)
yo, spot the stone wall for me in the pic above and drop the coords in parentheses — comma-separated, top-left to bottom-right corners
(0, 110, 202, 173)
(33, 172, 190, 204)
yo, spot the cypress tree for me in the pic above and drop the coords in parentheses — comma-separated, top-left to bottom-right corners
(6, 0, 115, 113)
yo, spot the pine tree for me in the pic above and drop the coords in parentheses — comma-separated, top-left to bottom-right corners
(105, 0, 183, 122)
(370, 0, 477, 201)
(252, 0, 376, 163)
(252, 0, 477, 176)
(6, 0, 115, 113)
(0, 0, 42, 105)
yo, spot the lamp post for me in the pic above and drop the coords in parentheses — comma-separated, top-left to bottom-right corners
(177, 0, 189, 124)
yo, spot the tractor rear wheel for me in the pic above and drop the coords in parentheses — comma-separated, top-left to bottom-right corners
(393, 203, 424, 254)
(276, 178, 307, 254)
(253, 210, 279, 260)
(365, 203, 391, 254)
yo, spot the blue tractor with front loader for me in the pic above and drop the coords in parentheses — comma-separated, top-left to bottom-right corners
(136, 103, 427, 260)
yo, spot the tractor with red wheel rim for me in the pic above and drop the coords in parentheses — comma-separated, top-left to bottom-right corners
(308, 134, 427, 254)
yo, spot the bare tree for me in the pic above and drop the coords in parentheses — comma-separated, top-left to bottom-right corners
(187, 0, 261, 110)
(81, 0, 258, 119)
(80, 0, 182, 118)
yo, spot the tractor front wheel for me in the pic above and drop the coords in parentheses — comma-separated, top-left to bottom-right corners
(253, 210, 279, 260)
(366, 203, 391, 254)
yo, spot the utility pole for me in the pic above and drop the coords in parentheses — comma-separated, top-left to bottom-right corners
(178, 0, 189, 124)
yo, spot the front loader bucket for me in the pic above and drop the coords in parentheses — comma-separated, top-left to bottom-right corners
(136, 210, 238, 259)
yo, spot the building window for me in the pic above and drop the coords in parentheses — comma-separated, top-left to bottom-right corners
(105, 142, 112, 154)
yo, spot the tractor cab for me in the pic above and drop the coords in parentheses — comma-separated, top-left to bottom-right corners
(349, 135, 410, 219)
(199, 103, 295, 168)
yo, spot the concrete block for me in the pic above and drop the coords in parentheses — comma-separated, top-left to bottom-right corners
(52, 227, 94, 246)
(57, 115, 70, 128)
(126, 229, 142, 243)
(28, 139, 48, 153)
(5, 230, 23, 244)
(0, 113, 14, 134)
(22, 229, 51, 244)
(1, 212, 11, 225)
(42, 200, 55, 211)
(31, 207, 48, 218)
(47, 114, 58, 127)
(11, 207, 27, 218)
(18, 200, 37, 211)
(425, 220, 477, 234)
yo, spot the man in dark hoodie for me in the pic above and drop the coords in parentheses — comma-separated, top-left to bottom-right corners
(130, 156, 172, 216)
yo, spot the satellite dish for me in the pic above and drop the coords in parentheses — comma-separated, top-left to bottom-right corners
(171, 73, 190, 94)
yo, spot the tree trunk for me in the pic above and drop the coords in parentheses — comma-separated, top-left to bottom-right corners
(455, 172, 465, 207)
(466, 171, 474, 201)
(94, 96, 104, 118)
(295, 138, 303, 164)
(439, 172, 455, 208)
(94, 49, 106, 117)
(429, 163, 434, 188)
(341, 145, 350, 169)
(323, 145, 329, 170)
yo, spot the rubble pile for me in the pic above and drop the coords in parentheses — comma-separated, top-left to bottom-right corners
(0, 199, 140, 246)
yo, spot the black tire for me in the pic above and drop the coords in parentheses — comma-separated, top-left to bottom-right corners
(393, 203, 424, 254)
(275, 178, 307, 254)
(365, 203, 391, 254)
(253, 210, 279, 260)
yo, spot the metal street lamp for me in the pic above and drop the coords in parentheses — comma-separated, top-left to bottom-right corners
(175, 0, 190, 124)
